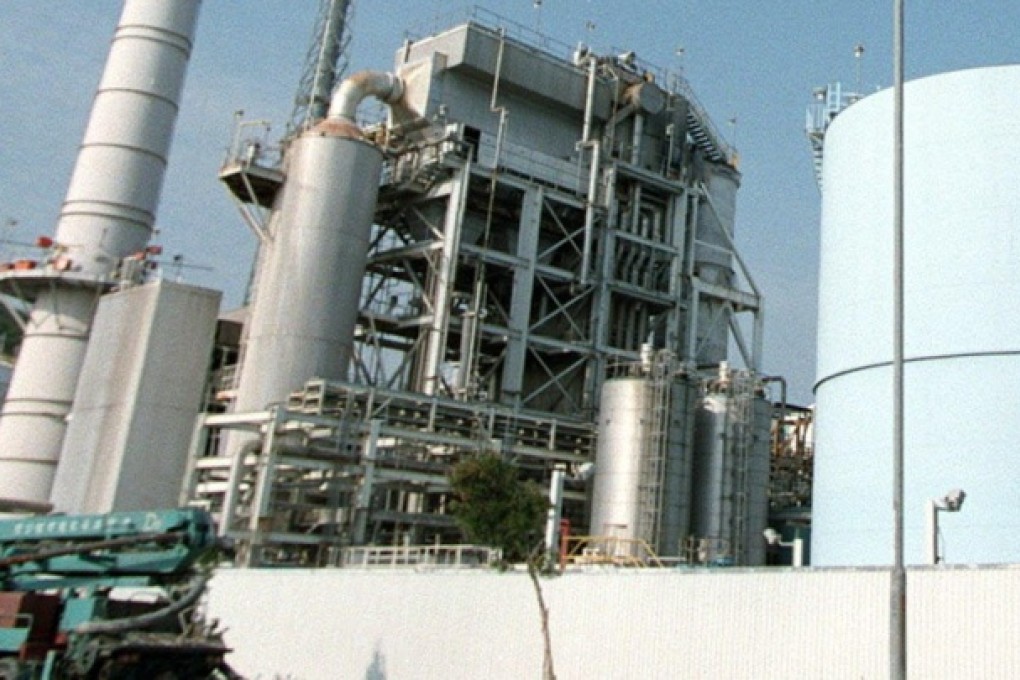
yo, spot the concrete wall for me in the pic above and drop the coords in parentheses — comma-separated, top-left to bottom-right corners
(205, 565, 1020, 679)
(50, 281, 220, 513)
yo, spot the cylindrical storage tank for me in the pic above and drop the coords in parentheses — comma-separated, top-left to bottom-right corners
(690, 393, 734, 557)
(230, 120, 383, 416)
(689, 372, 771, 566)
(813, 65, 1020, 565)
(0, 0, 201, 507)
(693, 164, 740, 365)
(591, 378, 650, 543)
(590, 376, 694, 557)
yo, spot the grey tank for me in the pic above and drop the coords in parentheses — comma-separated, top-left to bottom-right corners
(230, 121, 383, 415)
(689, 377, 771, 565)
(590, 375, 696, 557)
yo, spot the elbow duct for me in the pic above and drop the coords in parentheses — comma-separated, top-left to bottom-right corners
(328, 70, 404, 123)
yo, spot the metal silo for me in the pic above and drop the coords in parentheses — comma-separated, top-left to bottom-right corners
(230, 72, 403, 417)
(0, 0, 201, 507)
(812, 66, 1020, 565)
(590, 354, 696, 559)
(689, 366, 770, 565)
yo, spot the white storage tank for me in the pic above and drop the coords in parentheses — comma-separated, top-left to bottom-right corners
(813, 65, 1020, 565)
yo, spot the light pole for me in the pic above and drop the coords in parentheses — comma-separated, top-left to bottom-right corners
(925, 489, 966, 565)
(891, 1, 906, 678)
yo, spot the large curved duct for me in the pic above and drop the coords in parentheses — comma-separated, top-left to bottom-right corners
(0, 0, 201, 507)
(328, 70, 404, 122)
(229, 71, 405, 420)
(812, 66, 1020, 565)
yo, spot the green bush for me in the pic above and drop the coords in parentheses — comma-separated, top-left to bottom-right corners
(448, 454, 548, 562)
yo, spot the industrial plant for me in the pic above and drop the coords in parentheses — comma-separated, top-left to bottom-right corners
(2, 1, 1019, 678)
(0, 0, 801, 569)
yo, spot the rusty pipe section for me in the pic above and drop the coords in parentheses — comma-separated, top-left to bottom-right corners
(328, 70, 404, 123)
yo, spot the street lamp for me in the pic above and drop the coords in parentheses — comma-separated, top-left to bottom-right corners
(925, 488, 966, 565)
(763, 527, 804, 567)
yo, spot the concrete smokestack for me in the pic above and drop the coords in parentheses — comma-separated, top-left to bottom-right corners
(0, 0, 202, 508)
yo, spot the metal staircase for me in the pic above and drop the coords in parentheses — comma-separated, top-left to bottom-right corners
(805, 82, 858, 190)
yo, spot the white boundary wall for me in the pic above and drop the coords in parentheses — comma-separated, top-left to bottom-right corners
(206, 565, 1020, 679)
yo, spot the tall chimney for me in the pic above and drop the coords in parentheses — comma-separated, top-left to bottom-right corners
(0, 0, 202, 508)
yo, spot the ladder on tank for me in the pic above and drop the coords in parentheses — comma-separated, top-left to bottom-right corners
(635, 352, 672, 551)
(727, 372, 754, 564)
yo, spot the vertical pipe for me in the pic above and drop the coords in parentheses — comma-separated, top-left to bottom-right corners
(579, 142, 600, 286)
(924, 499, 938, 565)
(792, 536, 805, 568)
(630, 113, 644, 165)
(544, 466, 566, 563)
(455, 280, 484, 399)
(579, 57, 599, 287)
(0, 0, 201, 507)
(421, 162, 470, 396)
(891, 0, 907, 678)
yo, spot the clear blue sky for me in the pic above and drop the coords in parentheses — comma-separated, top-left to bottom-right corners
(2, 1, 1018, 404)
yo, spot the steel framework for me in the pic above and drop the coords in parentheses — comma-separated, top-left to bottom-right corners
(189, 17, 764, 565)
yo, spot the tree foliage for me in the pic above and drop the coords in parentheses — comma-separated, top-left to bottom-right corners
(448, 454, 548, 562)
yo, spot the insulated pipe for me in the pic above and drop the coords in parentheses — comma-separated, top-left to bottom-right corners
(328, 70, 404, 122)
(0, 0, 201, 508)
(579, 142, 601, 287)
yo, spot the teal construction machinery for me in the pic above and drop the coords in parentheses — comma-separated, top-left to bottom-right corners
(0, 508, 235, 679)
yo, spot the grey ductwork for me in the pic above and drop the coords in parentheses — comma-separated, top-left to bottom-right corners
(327, 70, 404, 123)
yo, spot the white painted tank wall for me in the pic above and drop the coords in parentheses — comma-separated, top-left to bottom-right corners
(205, 565, 1020, 679)
(813, 65, 1020, 565)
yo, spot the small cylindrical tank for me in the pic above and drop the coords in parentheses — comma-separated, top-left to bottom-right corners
(230, 120, 383, 415)
(591, 378, 651, 542)
(590, 373, 695, 557)
(689, 368, 770, 565)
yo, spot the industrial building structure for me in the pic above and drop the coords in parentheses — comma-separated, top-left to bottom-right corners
(0, 2, 789, 570)
(8, 0, 1020, 677)
(183, 15, 778, 567)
